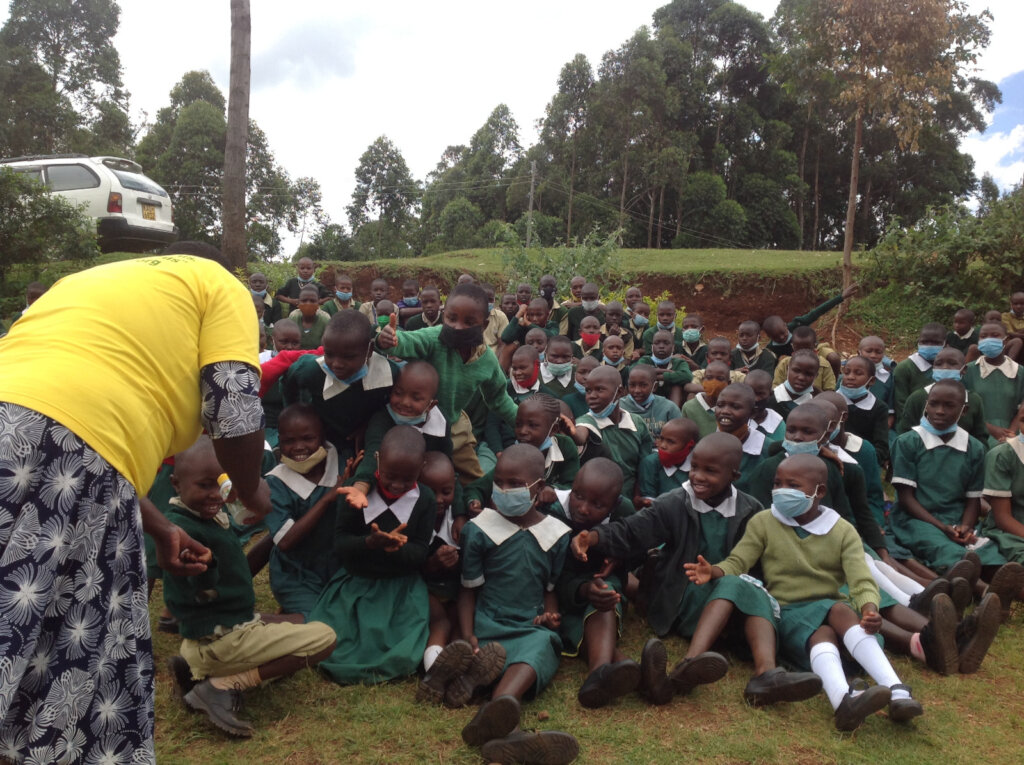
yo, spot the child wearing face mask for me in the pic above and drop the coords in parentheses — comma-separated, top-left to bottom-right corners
(893, 322, 947, 421)
(573, 315, 604, 360)
(641, 301, 686, 357)
(896, 347, 988, 443)
(620, 364, 681, 442)
(767, 349, 820, 418)
(745, 370, 785, 441)
(539, 336, 577, 399)
(288, 285, 332, 350)
(836, 355, 891, 466)
(638, 416, 700, 500)
(732, 320, 777, 375)
(963, 321, 1024, 448)
(566, 282, 605, 341)
(457, 444, 578, 764)
(682, 361, 732, 439)
(638, 329, 693, 408)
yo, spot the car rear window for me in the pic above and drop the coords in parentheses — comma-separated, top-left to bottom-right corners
(111, 169, 169, 198)
(46, 164, 100, 191)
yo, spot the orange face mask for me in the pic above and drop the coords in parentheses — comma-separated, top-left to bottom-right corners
(702, 379, 728, 401)
(298, 303, 319, 318)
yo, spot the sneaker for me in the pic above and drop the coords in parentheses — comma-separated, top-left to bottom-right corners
(958, 592, 1001, 674)
(919, 593, 958, 675)
(985, 562, 1024, 622)
(166, 655, 196, 700)
(445, 642, 506, 708)
(461, 695, 520, 747)
(416, 640, 474, 704)
(887, 684, 923, 723)
(577, 660, 641, 709)
(742, 667, 821, 706)
(906, 577, 950, 616)
(833, 681, 891, 731)
(481, 730, 579, 764)
(949, 577, 972, 617)
(639, 638, 673, 706)
(668, 651, 728, 696)
(184, 680, 254, 738)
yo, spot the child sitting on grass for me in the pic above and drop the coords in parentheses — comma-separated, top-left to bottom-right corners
(895, 347, 988, 443)
(638, 328, 693, 407)
(964, 320, 1024, 447)
(681, 360, 730, 438)
(563, 355, 598, 417)
(619, 363, 682, 442)
(573, 315, 603, 359)
(837, 354, 891, 466)
(289, 284, 332, 350)
(893, 322, 946, 421)
(981, 434, 1024, 564)
(638, 416, 700, 500)
(732, 320, 777, 375)
(713, 382, 768, 493)
(642, 300, 685, 356)
(576, 434, 821, 708)
(686, 453, 923, 730)
(457, 444, 578, 764)
(539, 335, 577, 398)
(768, 349, 820, 417)
(164, 436, 337, 738)
(508, 345, 553, 402)
(771, 326, 836, 391)
(946, 308, 979, 354)
(746, 369, 785, 441)
(600, 334, 630, 381)
(857, 335, 896, 426)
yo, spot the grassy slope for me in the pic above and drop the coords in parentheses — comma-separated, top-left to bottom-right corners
(152, 566, 1024, 765)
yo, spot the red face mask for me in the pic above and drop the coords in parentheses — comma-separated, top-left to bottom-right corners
(519, 360, 540, 388)
(658, 439, 696, 468)
(375, 470, 414, 502)
(581, 332, 601, 347)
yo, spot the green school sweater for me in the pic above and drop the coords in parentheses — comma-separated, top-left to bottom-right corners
(619, 393, 681, 442)
(731, 346, 778, 375)
(642, 326, 685, 356)
(404, 312, 441, 331)
(500, 319, 559, 345)
(566, 306, 605, 341)
(637, 355, 693, 387)
(893, 355, 935, 421)
(576, 409, 652, 497)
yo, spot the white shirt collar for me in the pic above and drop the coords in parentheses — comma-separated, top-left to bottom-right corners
(911, 425, 970, 453)
(540, 363, 573, 385)
(874, 365, 891, 383)
(832, 444, 857, 465)
(470, 507, 569, 552)
(683, 482, 737, 518)
(773, 383, 812, 404)
(976, 356, 1019, 379)
(414, 406, 447, 437)
(267, 444, 340, 500)
(544, 437, 565, 468)
(842, 433, 864, 453)
(511, 378, 541, 395)
(846, 390, 877, 410)
(319, 352, 393, 400)
(756, 408, 783, 434)
(909, 353, 932, 372)
(695, 392, 713, 412)
(771, 504, 840, 535)
(431, 506, 457, 546)
(364, 484, 420, 525)
(742, 426, 765, 456)
(1009, 437, 1024, 466)
(579, 409, 638, 435)
(663, 451, 692, 477)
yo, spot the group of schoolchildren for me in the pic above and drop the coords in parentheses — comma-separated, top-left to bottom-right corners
(147, 259, 1024, 765)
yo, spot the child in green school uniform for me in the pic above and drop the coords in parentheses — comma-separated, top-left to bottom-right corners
(893, 322, 946, 421)
(713, 382, 768, 494)
(515, 393, 580, 491)
(309, 427, 436, 684)
(539, 335, 577, 398)
(322, 272, 361, 316)
(837, 355, 891, 466)
(508, 345, 559, 402)
(746, 370, 785, 441)
(638, 329, 693, 407)
(601, 301, 636, 360)
(261, 320, 302, 447)
(289, 284, 332, 350)
(964, 321, 1024, 448)
(404, 285, 442, 330)
(687, 453, 923, 730)
(896, 348, 989, 444)
(501, 298, 560, 348)
(570, 365, 653, 500)
(164, 437, 337, 737)
(946, 308, 979, 354)
(600, 334, 630, 381)
(638, 417, 699, 500)
(578, 434, 822, 707)
(565, 282, 605, 341)
(767, 349, 819, 418)
(563, 356, 598, 417)
(549, 459, 641, 708)
(573, 315, 603, 359)
(626, 300, 651, 352)
(732, 320, 777, 375)
(620, 364, 682, 442)
(457, 445, 578, 764)
(642, 300, 685, 356)
(687, 337, 747, 388)
(771, 327, 836, 391)
(981, 435, 1024, 564)
(858, 335, 896, 426)
(681, 361, 730, 438)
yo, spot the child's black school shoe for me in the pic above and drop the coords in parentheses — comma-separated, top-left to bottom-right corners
(445, 642, 507, 708)
(577, 659, 641, 709)
(958, 592, 1001, 674)
(907, 577, 950, 616)
(833, 681, 891, 731)
(985, 561, 1024, 622)
(944, 557, 980, 589)
(920, 593, 959, 675)
(157, 614, 180, 634)
(166, 655, 196, 700)
(668, 651, 728, 696)
(480, 730, 580, 765)
(639, 638, 673, 706)
(184, 680, 254, 738)
(742, 667, 822, 706)
(416, 640, 473, 704)
(949, 577, 973, 617)
(887, 684, 923, 723)
(461, 694, 520, 747)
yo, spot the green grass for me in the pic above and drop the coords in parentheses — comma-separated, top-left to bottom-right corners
(152, 557, 1024, 764)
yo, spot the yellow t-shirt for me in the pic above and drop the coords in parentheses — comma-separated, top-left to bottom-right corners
(0, 255, 259, 495)
(1000, 311, 1024, 334)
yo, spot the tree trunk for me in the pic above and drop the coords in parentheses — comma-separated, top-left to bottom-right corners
(841, 108, 863, 291)
(222, 0, 251, 269)
(797, 104, 811, 249)
(646, 190, 655, 248)
(811, 139, 821, 250)
(657, 185, 665, 249)
(859, 175, 873, 243)
(618, 152, 629, 231)
(566, 149, 576, 243)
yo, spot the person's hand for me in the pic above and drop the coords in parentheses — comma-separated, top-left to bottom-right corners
(467, 499, 483, 515)
(860, 605, 882, 634)
(684, 554, 713, 584)
(538, 486, 558, 505)
(154, 524, 212, 577)
(558, 414, 577, 439)
(633, 496, 652, 510)
(940, 523, 967, 545)
(516, 304, 529, 326)
(366, 522, 407, 551)
(451, 514, 468, 543)
(340, 451, 365, 482)
(238, 478, 272, 520)
(466, 634, 479, 652)
(436, 544, 459, 569)
(571, 531, 594, 562)
(842, 283, 859, 300)
(593, 557, 619, 579)
(338, 486, 368, 509)
(951, 524, 977, 545)
(586, 578, 621, 611)
(995, 427, 1015, 442)
(377, 315, 398, 349)
(533, 611, 562, 629)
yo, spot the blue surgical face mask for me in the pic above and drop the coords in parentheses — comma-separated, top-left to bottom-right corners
(492, 482, 538, 517)
(574, 380, 587, 395)
(336, 290, 353, 302)
(590, 399, 618, 419)
(919, 415, 957, 436)
(917, 344, 941, 362)
(601, 355, 620, 367)
(782, 439, 821, 457)
(838, 383, 868, 400)
(978, 338, 1004, 359)
(488, 302, 494, 313)
(682, 328, 700, 343)
(251, 288, 267, 298)
(651, 354, 671, 366)
(829, 425, 841, 442)
(324, 361, 368, 386)
(1019, 432, 1024, 444)
(633, 315, 649, 327)
(772, 486, 819, 519)
(932, 368, 962, 382)
(404, 296, 420, 307)
(784, 379, 811, 397)
(773, 331, 792, 346)
(882, 355, 894, 367)
(627, 393, 653, 410)
(547, 361, 573, 377)
(386, 403, 427, 426)
(537, 351, 545, 362)
(298, 276, 313, 285)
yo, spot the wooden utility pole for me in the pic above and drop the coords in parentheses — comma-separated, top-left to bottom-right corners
(222, 0, 250, 269)
(525, 160, 537, 248)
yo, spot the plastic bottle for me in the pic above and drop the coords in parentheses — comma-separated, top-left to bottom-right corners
(217, 473, 254, 525)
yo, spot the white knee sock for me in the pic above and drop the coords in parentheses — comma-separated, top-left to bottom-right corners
(864, 554, 911, 606)
(423, 644, 443, 671)
(842, 625, 908, 698)
(873, 558, 924, 596)
(809, 642, 847, 709)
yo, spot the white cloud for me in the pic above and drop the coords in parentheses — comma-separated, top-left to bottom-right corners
(962, 123, 1024, 189)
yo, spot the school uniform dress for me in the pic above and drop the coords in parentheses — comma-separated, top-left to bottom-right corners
(964, 357, 1024, 448)
(893, 354, 935, 421)
(288, 308, 332, 350)
(717, 506, 879, 670)
(767, 383, 814, 419)
(543, 434, 581, 489)
(562, 387, 590, 418)
(638, 451, 691, 499)
(980, 439, 1024, 562)
(576, 410, 653, 498)
(897, 384, 988, 444)
(619, 393, 682, 442)
(735, 426, 768, 494)
(461, 509, 571, 695)
(310, 485, 434, 684)
(891, 426, 1005, 572)
(597, 483, 777, 638)
(265, 445, 342, 616)
(754, 408, 786, 442)
(835, 435, 886, 527)
(353, 405, 452, 486)
(840, 389, 890, 466)
(870, 362, 896, 419)
(680, 392, 719, 439)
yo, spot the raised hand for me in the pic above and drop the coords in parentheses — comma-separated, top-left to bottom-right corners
(338, 485, 369, 509)
(683, 554, 713, 584)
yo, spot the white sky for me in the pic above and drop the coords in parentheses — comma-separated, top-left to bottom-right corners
(4, 0, 1022, 248)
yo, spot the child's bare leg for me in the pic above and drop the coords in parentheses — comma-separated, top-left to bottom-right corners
(623, 572, 640, 602)
(582, 610, 621, 671)
(427, 594, 451, 649)
(685, 599, 734, 658)
(492, 663, 537, 701)
(899, 558, 940, 586)
(668, 384, 685, 408)
(744, 615, 778, 676)
(445, 600, 463, 641)
(1004, 338, 1023, 363)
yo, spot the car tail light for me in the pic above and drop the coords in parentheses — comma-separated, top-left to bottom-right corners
(107, 192, 123, 213)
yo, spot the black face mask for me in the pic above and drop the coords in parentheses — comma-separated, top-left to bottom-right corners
(539, 285, 555, 306)
(439, 324, 484, 351)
